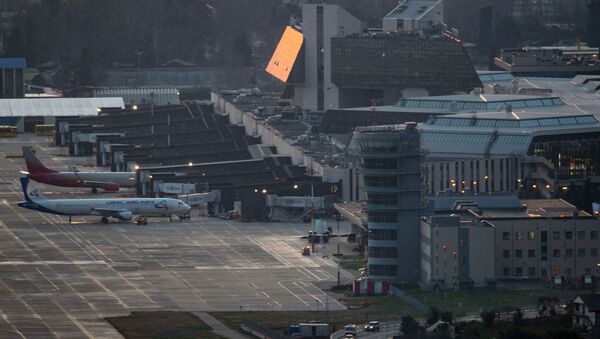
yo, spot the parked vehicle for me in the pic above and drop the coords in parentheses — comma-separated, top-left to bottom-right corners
(302, 246, 311, 256)
(308, 231, 329, 243)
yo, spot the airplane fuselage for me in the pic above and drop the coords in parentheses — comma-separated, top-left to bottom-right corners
(27, 171, 136, 188)
(18, 197, 188, 217)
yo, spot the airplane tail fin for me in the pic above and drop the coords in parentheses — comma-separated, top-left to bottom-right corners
(22, 146, 55, 174)
(20, 177, 47, 202)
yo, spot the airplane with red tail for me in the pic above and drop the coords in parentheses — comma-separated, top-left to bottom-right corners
(22, 146, 136, 192)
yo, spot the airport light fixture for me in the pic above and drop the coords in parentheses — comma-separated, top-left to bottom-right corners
(293, 184, 299, 189)
(261, 189, 268, 194)
(134, 164, 140, 170)
(96, 108, 102, 112)
(188, 162, 193, 167)
(132, 105, 138, 110)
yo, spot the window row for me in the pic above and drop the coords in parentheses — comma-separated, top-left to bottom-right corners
(368, 264, 398, 277)
(368, 194, 397, 205)
(502, 249, 537, 258)
(552, 248, 598, 258)
(502, 231, 537, 241)
(364, 176, 397, 187)
(362, 158, 397, 170)
(503, 230, 599, 241)
(368, 212, 397, 223)
(370, 229, 398, 241)
(368, 246, 398, 258)
(503, 267, 537, 277)
(552, 230, 598, 240)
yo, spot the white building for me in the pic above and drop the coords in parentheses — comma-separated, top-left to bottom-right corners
(299, 4, 364, 111)
(383, 0, 444, 34)
(0, 97, 124, 132)
(572, 294, 600, 330)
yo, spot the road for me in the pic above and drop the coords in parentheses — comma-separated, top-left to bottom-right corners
(331, 308, 543, 338)
(0, 135, 356, 338)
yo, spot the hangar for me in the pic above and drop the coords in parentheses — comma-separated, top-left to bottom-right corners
(0, 97, 124, 132)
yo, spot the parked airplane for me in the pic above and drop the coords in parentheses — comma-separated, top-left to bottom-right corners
(22, 146, 135, 192)
(17, 177, 191, 224)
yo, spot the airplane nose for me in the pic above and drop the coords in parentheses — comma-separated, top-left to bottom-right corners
(183, 204, 191, 213)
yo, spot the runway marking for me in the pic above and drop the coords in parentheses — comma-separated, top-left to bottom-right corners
(277, 281, 309, 307)
(0, 260, 107, 265)
(35, 268, 59, 291)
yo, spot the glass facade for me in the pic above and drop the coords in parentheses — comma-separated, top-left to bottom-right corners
(528, 132, 600, 180)
(331, 34, 481, 93)
(479, 72, 514, 82)
(400, 97, 564, 111)
(428, 114, 595, 128)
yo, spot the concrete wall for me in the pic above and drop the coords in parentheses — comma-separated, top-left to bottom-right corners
(212, 92, 344, 183)
(301, 4, 363, 111)
(493, 217, 600, 280)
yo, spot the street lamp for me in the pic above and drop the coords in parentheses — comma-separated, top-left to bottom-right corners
(335, 212, 342, 287)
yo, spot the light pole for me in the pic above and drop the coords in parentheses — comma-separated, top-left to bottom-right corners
(336, 212, 341, 287)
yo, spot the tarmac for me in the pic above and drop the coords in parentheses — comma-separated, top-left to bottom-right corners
(0, 135, 356, 338)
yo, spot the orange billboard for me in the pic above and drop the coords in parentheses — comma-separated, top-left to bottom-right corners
(266, 26, 303, 82)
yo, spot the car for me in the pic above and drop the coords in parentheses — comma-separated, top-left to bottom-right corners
(344, 324, 357, 336)
(343, 334, 355, 339)
(364, 321, 380, 332)
(302, 246, 311, 256)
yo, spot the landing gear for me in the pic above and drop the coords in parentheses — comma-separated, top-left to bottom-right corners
(101, 217, 109, 224)
(68, 216, 72, 224)
(179, 214, 191, 221)
(135, 216, 148, 225)
(91, 187, 98, 194)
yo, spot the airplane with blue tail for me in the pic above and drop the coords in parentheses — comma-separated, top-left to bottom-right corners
(17, 177, 191, 224)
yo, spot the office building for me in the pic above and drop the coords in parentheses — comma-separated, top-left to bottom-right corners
(422, 194, 600, 288)
(421, 214, 495, 288)
(355, 123, 421, 281)
(266, 3, 480, 111)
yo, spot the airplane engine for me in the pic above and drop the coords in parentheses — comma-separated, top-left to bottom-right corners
(116, 211, 133, 221)
(102, 182, 120, 191)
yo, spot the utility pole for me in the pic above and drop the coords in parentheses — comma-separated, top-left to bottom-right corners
(135, 50, 144, 87)
(150, 91, 155, 136)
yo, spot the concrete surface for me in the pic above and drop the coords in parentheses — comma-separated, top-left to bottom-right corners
(0, 135, 356, 338)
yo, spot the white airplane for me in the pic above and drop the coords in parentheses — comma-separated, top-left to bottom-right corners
(22, 146, 135, 193)
(17, 177, 191, 225)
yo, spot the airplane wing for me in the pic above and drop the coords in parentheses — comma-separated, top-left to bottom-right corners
(90, 208, 129, 217)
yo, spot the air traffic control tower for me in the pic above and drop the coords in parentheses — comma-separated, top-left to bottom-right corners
(354, 123, 422, 282)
